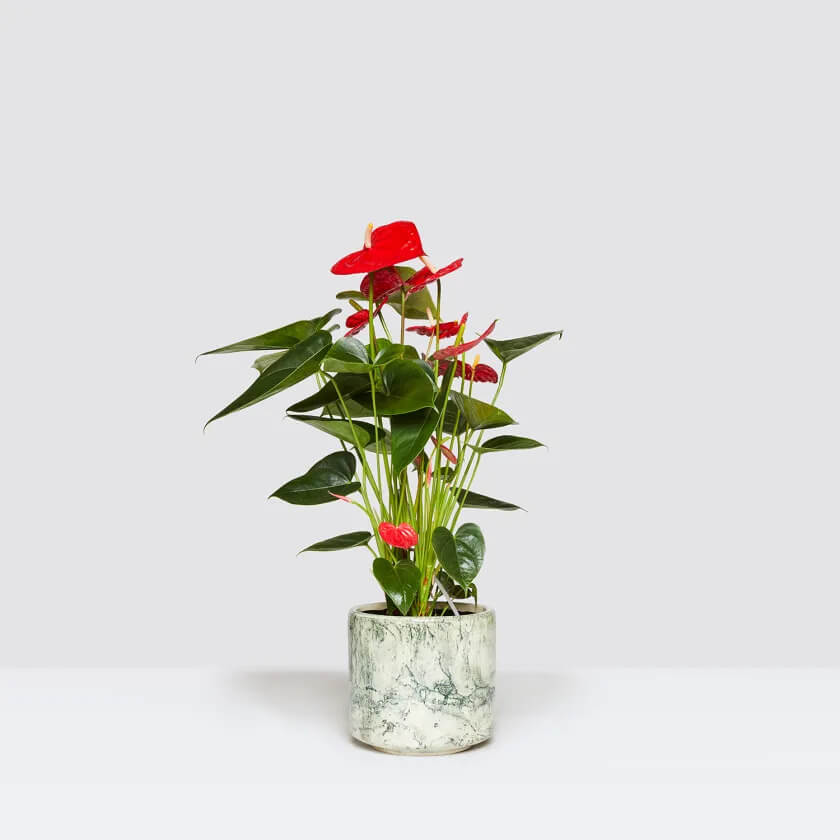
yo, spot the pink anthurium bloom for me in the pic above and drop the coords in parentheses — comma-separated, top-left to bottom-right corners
(431, 320, 497, 361)
(431, 435, 457, 465)
(378, 521, 419, 549)
(331, 221, 425, 275)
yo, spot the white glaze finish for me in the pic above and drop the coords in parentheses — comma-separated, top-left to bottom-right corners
(348, 602, 495, 755)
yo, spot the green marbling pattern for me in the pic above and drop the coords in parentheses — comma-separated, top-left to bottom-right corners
(348, 603, 495, 755)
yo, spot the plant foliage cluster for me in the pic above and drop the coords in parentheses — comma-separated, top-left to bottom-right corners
(202, 222, 562, 615)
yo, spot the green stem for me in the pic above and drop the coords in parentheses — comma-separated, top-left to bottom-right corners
(447, 362, 507, 528)
(326, 372, 387, 516)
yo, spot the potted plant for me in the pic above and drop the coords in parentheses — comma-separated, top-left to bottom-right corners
(201, 221, 562, 754)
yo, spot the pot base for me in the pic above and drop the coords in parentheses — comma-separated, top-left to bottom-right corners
(353, 735, 490, 756)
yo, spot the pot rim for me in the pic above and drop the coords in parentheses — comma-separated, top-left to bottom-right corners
(349, 601, 492, 621)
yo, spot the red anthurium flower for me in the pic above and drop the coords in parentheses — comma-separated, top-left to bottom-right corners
(331, 221, 425, 275)
(359, 266, 403, 302)
(431, 320, 497, 361)
(407, 312, 468, 339)
(345, 300, 386, 336)
(431, 435, 457, 465)
(344, 310, 369, 337)
(437, 360, 473, 379)
(378, 521, 419, 549)
(473, 363, 499, 383)
(407, 258, 463, 293)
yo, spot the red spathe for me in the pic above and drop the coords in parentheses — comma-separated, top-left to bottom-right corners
(378, 521, 419, 549)
(331, 221, 425, 275)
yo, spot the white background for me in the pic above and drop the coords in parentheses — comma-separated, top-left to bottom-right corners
(1, 0, 838, 668)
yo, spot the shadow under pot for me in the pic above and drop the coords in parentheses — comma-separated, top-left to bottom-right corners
(348, 602, 496, 755)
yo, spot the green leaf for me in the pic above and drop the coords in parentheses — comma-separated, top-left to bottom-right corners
(270, 452, 360, 505)
(335, 290, 362, 300)
(448, 392, 516, 430)
(390, 285, 439, 320)
(450, 488, 522, 511)
(453, 523, 485, 587)
(441, 399, 470, 436)
(485, 331, 563, 364)
(299, 531, 372, 553)
(432, 526, 457, 575)
(321, 398, 374, 418)
(372, 557, 421, 616)
(252, 351, 286, 373)
(471, 435, 545, 453)
(390, 406, 439, 473)
(432, 524, 485, 590)
(288, 414, 389, 452)
(200, 309, 341, 356)
(373, 342, 420, 366)
(287, 373, 370, 413)
(322, 337, 370, 373)
(206, 331, 332, 426)
(354, 359, 436, 416)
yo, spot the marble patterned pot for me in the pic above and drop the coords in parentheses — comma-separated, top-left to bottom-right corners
(348, 602, 495, 755)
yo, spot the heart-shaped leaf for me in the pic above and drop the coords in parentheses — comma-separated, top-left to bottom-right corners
(388, 284, 439, 320)
(432, 524, 485, 590)
(471, 435, 545, 453)
(453, 523, 485, 587)
(323, 337, 370, 373)
(288, 415, 389, 452)
(448, 392, 516, 430)
(485, 331, 563, 364)
(431, 526, 457, 575)
(373, 342, 420, 366)
(354, 359, 437, 416)
(270, 452, 359, 505)
(287, 373, 371, 413)
(372, 557, 421, 616)
(450, 488, 522, 511)
(206, 331, 332, 426)
(299, 531, 372, 553)
(389, 406, 440, 473)
(200, 309, 341, 356)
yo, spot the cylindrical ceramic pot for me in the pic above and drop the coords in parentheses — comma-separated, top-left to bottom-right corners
(348, 602, 495, 755)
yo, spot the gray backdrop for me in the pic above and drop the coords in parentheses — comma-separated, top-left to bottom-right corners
(1, 0, 837, 667)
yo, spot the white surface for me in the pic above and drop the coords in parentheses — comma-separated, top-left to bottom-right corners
(2, 0, 839, 668)
(3, 668, 839, 838)
(1, 668, 839, 785)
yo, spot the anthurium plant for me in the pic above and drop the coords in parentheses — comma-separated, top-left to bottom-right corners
(202, 221, 562, 616)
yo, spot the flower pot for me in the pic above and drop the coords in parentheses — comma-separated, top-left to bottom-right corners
(348, 602, 495, 755)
